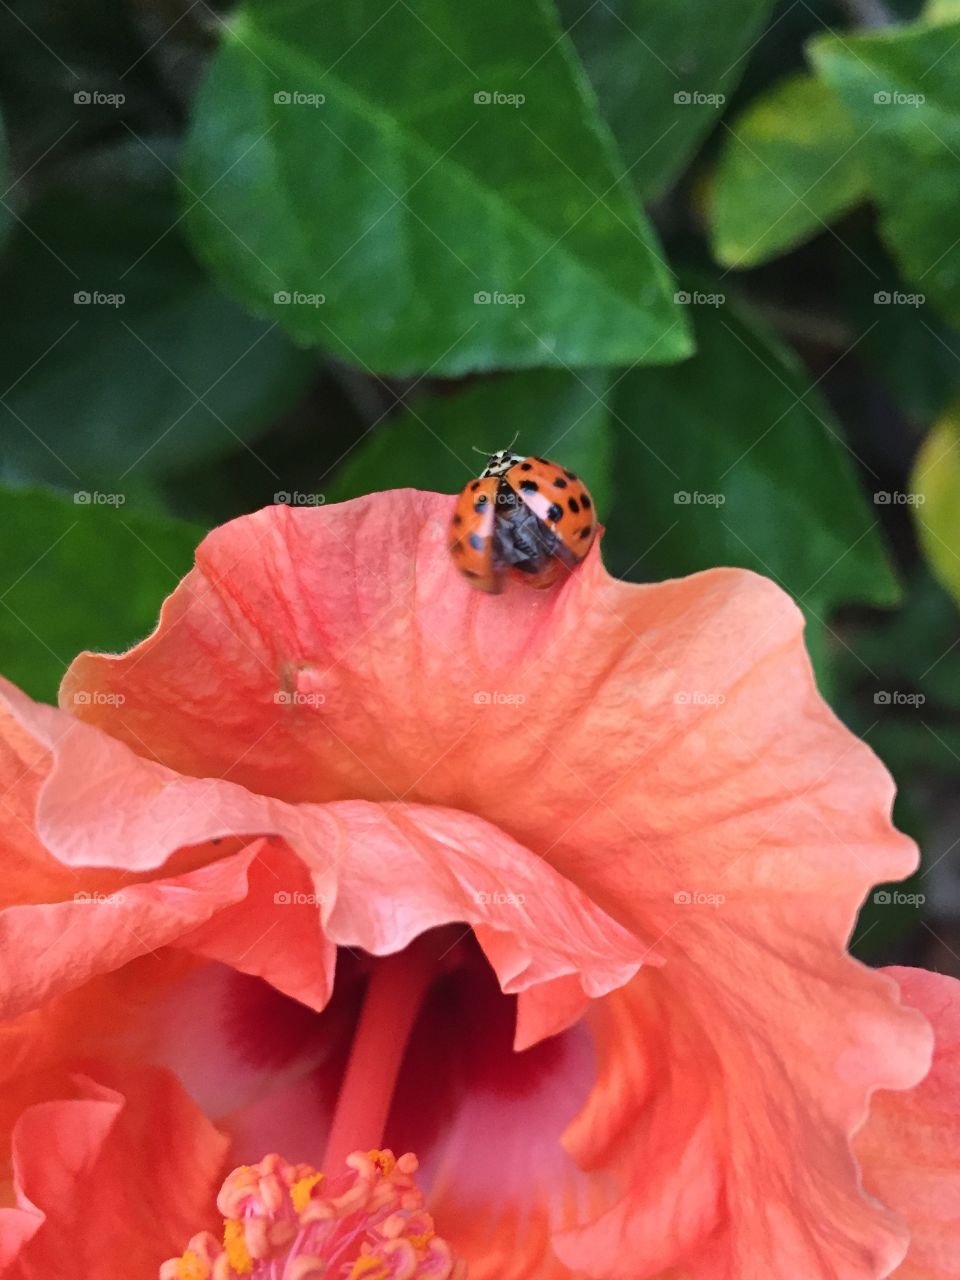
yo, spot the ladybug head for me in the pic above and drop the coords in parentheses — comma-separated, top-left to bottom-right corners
(480, 449, 525, 478)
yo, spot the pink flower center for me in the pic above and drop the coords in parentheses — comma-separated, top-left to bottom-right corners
(162, 935, 466, 1279)
(161, 1149, 463, 1280)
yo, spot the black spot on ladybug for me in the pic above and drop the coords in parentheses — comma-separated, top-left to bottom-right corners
(581, 493, 592, 509)
(564, 469, 577, 480)
(211, 837, 223, 846)
(520, 462, 533, 471)
(468, 532, 484, 551)
(520, 480, 539, 493)
(579, 527, 592, 539)
(463, 569, 480, 578)
(452, 513, 463, 526)
(568, 497, 580, 514)
(470, 480, 481, 492)
(553, 477, 568, 489)
(452, 539, 464, 554)
(547, 503, 564, 522)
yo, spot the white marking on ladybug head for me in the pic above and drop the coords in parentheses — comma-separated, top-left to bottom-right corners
(481, 450, 526, 478)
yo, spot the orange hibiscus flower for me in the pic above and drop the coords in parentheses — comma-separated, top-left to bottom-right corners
(0, 490, 957, 1279)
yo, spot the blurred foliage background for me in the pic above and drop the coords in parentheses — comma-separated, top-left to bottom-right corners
(1, 0, 959, 968)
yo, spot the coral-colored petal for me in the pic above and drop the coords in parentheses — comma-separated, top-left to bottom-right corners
(856, 966, 960, 1280)
(0, 843, 263, 1020)
(4, 1063, 227, 1278)
(2, 676, 648, 1040)
(0, 700, 278, 1020)
(38, 494, 933, 1275)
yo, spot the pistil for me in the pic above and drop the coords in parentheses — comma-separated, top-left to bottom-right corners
(324, 930, 442, 1170)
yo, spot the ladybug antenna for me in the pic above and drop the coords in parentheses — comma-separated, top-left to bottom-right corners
(471, 432, 519, 459)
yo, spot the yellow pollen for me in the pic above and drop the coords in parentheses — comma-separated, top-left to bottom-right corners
(366, 1149, 395, 1177)
(290, 1171, 326, 1214)
(176, 1251, 211, 1280)
(348, 1256, 390, 1280)
(407, 1231, 434, 1250)
(223, 1218, 253, 1274)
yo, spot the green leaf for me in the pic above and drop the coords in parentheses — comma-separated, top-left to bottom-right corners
(561, 0, 777, 200)
(925, 0, 960, 21)
(0, 487, 203, 703)
(838, 231, 960, 427)
(183, 0, 690, 376)
(711, 73, 871, 268)
(604, 287, 899, 612)
(328, 369, 614, 517)
(812, 20, 960, 328)
(911, 406, 960, 607)
(0, 161, 315, 492)
(837, 568, 960, 712)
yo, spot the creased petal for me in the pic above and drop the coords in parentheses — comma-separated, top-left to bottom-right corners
(856, 966, 960, 1280)
(3, 1062, 227, 1278)
(1, 677, 649, 1044)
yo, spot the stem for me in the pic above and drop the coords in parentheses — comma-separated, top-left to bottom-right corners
(323, 932, 439, 1171)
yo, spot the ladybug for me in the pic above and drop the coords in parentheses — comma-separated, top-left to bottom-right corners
(448, 450, 597, 593)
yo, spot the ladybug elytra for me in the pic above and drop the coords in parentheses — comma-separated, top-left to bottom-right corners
(448, 450, 597, 593)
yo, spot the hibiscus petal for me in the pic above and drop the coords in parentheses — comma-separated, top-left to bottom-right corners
(1, 677, 649, 1045)
(856, 966, 960, 1280)
(0, 702, 281, 1020)
(2, 1062, 227, 1277)
(41, 493, 934, 1275)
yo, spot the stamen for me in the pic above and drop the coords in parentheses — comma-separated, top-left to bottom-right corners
(160, 1150, 466, 1280)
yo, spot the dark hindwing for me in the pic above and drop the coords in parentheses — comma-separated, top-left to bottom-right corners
(492, 482, 575, 574)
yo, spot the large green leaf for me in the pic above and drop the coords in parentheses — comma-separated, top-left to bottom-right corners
(812, 20, 960, 328)
(711, 72, 871, 268)
(183, 0, 690, 376)
(562, 0, 777, 200)
(0, 487, 203, 703)
(604, 288, 899, 612)
(0, 162, 315, 492)
(329, 369, 614, 516)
